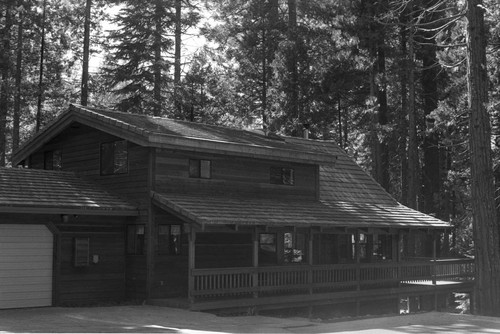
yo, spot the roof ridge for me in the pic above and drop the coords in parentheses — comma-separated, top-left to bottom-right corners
(73, 103, 253, 133)
(72, 104, 296, 144)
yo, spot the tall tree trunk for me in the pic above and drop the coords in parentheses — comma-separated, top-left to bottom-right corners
(420, 0, 442, 217)
(287, 0, 298, 122)
(407, 24, 419, 210)
(261, 0, 279, 130)
(399, 15, 409, 205)
(81, 0, 91, 106)
(36, 0, 47, 133)
(376, 43, 390, 191)
(174, 0, 182, 116)
(261, 28, 268, 129)
(153, 0, 162, 116)
(0, 4, 12, 166)
(13, 0, 23, 155)
(467, 0, 500, 316)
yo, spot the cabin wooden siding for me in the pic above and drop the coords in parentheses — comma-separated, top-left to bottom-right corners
(154, 148, 318, 200)
(25, 124, 150, 300)
(57, 216, 127, 305)
(26, 124, 150, 211)
(0, 213, 128, 306)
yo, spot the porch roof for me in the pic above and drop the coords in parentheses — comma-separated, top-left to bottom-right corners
(151, 192, 449, 229)
(0, 167, 139, 216)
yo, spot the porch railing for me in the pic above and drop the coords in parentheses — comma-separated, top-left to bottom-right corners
(190, 258, 474, 300)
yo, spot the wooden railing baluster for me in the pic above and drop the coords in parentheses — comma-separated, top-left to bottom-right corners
(188, 259, 475, 300)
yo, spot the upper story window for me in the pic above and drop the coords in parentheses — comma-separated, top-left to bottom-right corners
(100, 140, 128, 175)
(270, 167, 294, 185)
(44, 149, 62, 170)
(189, 159, 211, 179)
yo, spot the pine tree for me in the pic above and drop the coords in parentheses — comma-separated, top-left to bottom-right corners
(102, 0, 176, 115)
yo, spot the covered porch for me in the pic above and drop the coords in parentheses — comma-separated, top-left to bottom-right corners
(151, 193, 475, 312)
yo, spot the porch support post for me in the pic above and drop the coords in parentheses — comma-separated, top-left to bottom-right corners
(252, 227, 259, 299)
(397, 230, 404, 284)
(188, 227, 196, 305)
(432, 230, 438, 311)
(432, 231, 437, 284)
(355, 230, 361, 317)
(307, 228, 314, 319)
(308, 228, 314, 293)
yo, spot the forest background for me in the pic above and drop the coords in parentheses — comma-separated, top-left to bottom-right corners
(1, 0, 500, 313)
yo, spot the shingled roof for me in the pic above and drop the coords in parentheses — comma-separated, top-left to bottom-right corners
(0, 168, 138, 216)
(152, 192, 448, 228)
(10, 104, 449, 228)
(13, 104, 336, 165)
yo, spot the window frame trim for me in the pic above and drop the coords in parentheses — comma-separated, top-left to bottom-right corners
(188, 158, 212, 179)
(100, 139, 129, 176)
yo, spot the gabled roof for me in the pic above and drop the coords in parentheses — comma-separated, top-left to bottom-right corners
(0, 167, 138, 216)
(13, 104, 336, 165)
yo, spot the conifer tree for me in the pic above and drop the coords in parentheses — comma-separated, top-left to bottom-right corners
(102, 0, 175, 115)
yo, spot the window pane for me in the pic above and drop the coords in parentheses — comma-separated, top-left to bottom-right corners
(270, 167, 295, 185)
(74, 237, 90, 267)
(127, 225, 145, 255)
(284, 232, 293, 249)
(200, 160, 211, 179)
(100, 142, 115, 175)
(294, 233, 306, 263)
(114, 141, 128, 174)
(270, 167, 282, 184)
(44, 151, 54, 170)
(284, 232, 305, 263)
(282, 168, 294, 185)
(189, 159, 200, 178)
(158, 225, 170, 254)
(53, 150, 63, 170)
(170, 225, 182, 255)
(259, 233, 277, 265)
(158, 225, 182, 255)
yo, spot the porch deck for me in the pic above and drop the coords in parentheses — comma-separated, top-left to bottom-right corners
(160, 258, 474, 311)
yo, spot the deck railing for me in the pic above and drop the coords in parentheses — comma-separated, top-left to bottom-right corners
(190, 258, 474, 300)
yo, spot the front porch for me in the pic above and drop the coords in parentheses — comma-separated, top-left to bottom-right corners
(149, 196, 473, 313)
(186, 258, 474, 311)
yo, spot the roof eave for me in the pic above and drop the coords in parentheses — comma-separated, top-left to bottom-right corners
(0, 205, 139, 216)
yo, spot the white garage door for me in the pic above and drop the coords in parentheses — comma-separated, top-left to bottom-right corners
(0, 224, 53, 309)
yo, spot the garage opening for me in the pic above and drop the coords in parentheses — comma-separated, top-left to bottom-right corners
(0, 224, 53, 309)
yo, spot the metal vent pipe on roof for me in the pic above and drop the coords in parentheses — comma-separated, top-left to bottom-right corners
(303, 123, 310, 139)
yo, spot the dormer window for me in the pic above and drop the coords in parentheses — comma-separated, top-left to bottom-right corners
(189, 159, 211, 179)
(270, 167, 294, 186)
(100, 140, 128, 175)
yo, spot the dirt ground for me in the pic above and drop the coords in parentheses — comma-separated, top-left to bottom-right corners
(1, 305, 500, 333)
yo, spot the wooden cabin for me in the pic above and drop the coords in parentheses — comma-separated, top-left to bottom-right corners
(0, 104, 474, 313)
